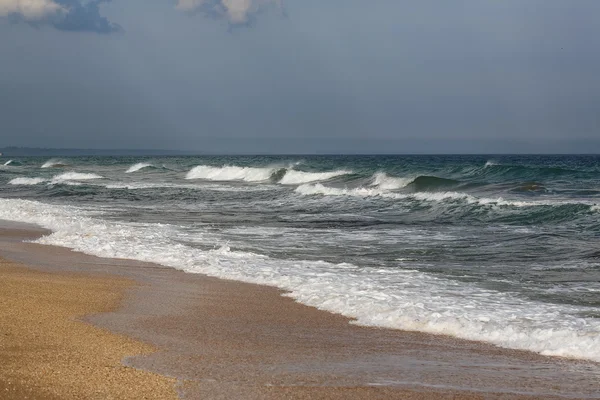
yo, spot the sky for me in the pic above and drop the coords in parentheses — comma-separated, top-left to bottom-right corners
(1, 0, 599, 154)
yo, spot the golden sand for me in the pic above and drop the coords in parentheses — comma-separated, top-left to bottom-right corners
(0, 258, 178, 400)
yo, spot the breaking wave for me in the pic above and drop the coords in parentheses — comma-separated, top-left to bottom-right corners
(186, 165, 276, 182)
(3, 160, 19, 166)
(52, 172, 103, 181)
(371, 172, 412, 189)
(186, 164, 353, 184)
(126, 162, 153, 173)
(41, 159, 69, 169)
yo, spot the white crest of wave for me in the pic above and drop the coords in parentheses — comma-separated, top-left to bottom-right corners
(0, 197, 599, 362)
(52, 172, 103, 181)
(126, 162, 153, 173)
(484, 160, 498, 168)
(371, 172, 412, 190)
(3, 160, 13, 166)
(41, 159, 68, 168)
(186, 165, 275, 182)
(9, 177, 46, 185)
(279, 169, 351, 185)
(591, 205, 600, 213)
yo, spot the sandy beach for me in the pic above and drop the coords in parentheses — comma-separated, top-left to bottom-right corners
(0, 259, 177, 399)
(1, 221, 599, 399)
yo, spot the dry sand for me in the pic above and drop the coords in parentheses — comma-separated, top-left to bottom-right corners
(0, 222, 599, 399)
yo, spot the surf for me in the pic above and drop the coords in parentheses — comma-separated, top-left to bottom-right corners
(41, 159, 69, 168)
(126, 162, 153, 173)
(0, 197, 599, 363)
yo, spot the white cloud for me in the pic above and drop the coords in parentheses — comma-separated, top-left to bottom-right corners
(0, 0, 64, 20)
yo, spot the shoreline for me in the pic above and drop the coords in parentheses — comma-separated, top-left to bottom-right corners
(1, 221, 599, 399)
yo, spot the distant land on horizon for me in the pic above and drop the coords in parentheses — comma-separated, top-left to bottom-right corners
(0, 147, 195, 157)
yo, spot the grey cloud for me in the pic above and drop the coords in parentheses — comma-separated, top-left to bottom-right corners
(176, 0, 283, 24)
(53, 0, 121, 33)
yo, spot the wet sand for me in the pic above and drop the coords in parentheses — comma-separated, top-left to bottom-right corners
(0, 259, 178, 399)
(0, 221, 599, 399)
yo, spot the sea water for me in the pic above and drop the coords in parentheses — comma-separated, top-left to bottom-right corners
(1, 154, 599, 361)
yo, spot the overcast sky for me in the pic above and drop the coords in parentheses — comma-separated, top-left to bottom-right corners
(1, 0, 599, 153)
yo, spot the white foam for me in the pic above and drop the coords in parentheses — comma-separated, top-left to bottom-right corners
(296, 183, 394, 198)
(485, 160, 498, 168)
(41, 159, 68, 168)
(0, 198, 599, 362)
(51, 172, 103, 183)
(186, 165, 275, 182)
(126, 163, 153, 173)
(591, 205, 600, 213)
(3, 160, 13, 166)
(9, 177, 46, 185)
(279, 169, 351, 185)
(371, 172, 413, 190)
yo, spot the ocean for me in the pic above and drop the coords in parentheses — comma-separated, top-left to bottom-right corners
(0, 154, 599, 362)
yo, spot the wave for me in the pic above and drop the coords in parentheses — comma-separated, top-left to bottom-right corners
(52, 172, 103, 181)
(296, 183, 392, 198)
(104, 182, 274, 192)
(371, 172, 412, 190)
(9, 177, 46, 185)
(186, 164, 351, 184)
(0, 197, 599, 362)
(3, 160, 21, 166)
(370, 173, 460, 192)
(478, 163, 589, 180)
(295, 183, 600, 212)
(407, 175, 460, 191)
(7, 172, 102, 187)
(126, 162, 153, 173)
(45, 172, 103, 187)
(186, 165, 276, 182)
(510, 182, 548, 193)
(279, 169, 351, 185)
(41, 159, 69, 169)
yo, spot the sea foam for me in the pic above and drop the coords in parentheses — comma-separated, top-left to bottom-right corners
(279, 170, 351, 185)
(9, 177, 46, 185)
